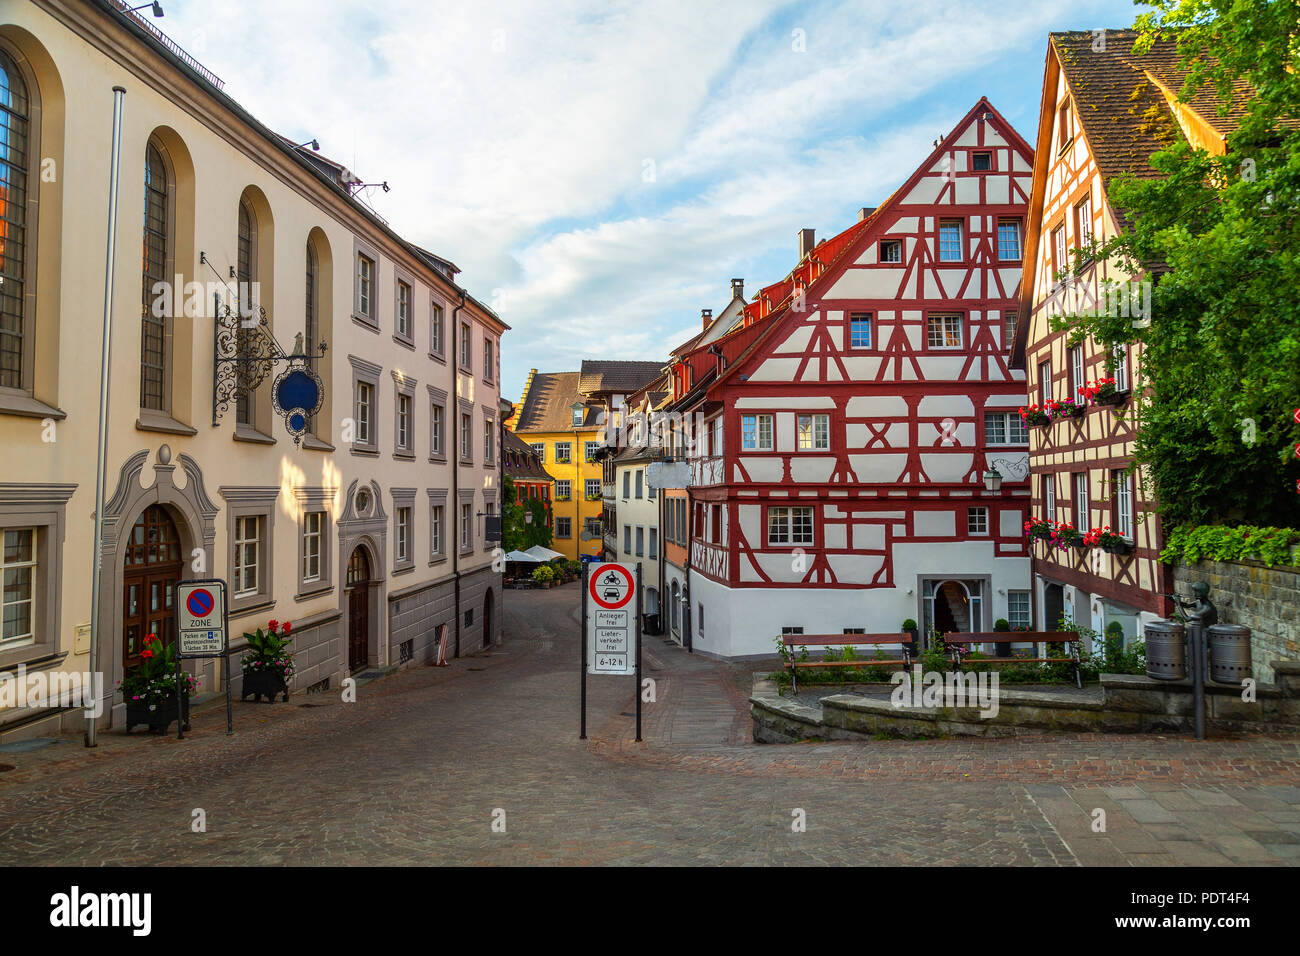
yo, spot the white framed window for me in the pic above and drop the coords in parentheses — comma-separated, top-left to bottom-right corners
(998, 219, 1021, 261)
(967, 506, 989, 535)
(1045, 475, 1056, 521)
(302, 511, 323, 583)
(585, 478, 600, 499)
(927, 314, 963, 349)
(1114, 469, 1133, 539)
(1052, 224, 1067, 275)
(1075, 194, 1093, 248)
(1070, 345, 1085, 399)
(430, 403, 444, 456)
(484, 419, 495, 463)
(584, 440, 600, 461)
(1003, 311, 1017, 350)
(555, 480, 571, 500)
(355, 381, 372, 445)
(555, 516, 571, 537)
(554, 441, 571, 463)
(767, 506, 813, 546)
(1074, 472, 1089, 530)
(459, 322, 472, 369)
(430, 504, 444, 557)
(484, 338, 494, 381)
(233, 515, 261, 597)
(741, 413, 773, 451)
(938, 219, 962, 261)
(397, 393, 411, 450)
(849, 313, 872, 348)
(396, 506, 411, 564)
(430, 302, 444, 355)
(796, 413, 830, 450)
(530, 442, 544, 463)
(1, 528, 36, 647)
(985, 411, 1028, 446)
(460, 413, 472, 460)
(879, 240, 901, 263)
(396, 280, 411, 338)
(1038, 361, 1052, 404)
(1112, 344, 1130, 392)
(357, 254, 374, 318)
(460, 502, 472, 551)
(1008, 590, 1031, 628)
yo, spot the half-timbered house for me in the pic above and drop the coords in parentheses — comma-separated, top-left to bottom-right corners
(667, 98, 1036, 657)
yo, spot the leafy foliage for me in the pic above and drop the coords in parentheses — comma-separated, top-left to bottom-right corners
(118, 634, 201, 706)
(240, 619, 296, 683)
(1161, 522, 1300, 567)
(502, 476, 554, 552)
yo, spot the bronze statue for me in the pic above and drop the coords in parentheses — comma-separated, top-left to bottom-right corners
(1173, 581, 1218, 626)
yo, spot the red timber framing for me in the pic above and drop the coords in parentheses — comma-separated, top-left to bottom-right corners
(669, 98, 1035, 595)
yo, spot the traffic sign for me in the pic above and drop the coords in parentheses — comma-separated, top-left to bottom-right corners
(176, 579, 227, 658)
(586, 563, 637, 674)
(589, 563, 634, 611)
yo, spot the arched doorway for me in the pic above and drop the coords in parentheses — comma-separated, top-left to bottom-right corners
(922, 578, 983, 638)
(482, 588, 493, 649)
(346, 546, 371, 672)
(122, 504, 183, 672)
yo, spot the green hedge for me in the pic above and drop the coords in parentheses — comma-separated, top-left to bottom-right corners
(1160, 524, 1300, 569)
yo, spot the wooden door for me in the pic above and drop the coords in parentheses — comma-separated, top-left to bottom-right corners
(122, 505, 183, 672)
(346, 547, 370, 672)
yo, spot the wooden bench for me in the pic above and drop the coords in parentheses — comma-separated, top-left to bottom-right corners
(941, 631, 1081, 688)
(782, 633, 913, 693)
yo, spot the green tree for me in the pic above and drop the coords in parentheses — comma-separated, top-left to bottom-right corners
(502, 476, 554, 552)
(1056, 1, 1300, 526)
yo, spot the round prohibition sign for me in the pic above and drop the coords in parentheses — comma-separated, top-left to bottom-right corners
(186, 588, 215, 618)
(589, 565, 634, 610)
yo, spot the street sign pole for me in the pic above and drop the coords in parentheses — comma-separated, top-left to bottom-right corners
(580, 560, 588, 740)
(175, 578, 232, 738)
(223, 593, 233, 735)
(175, 646, 184, 740)
(635, 563, 643, 743)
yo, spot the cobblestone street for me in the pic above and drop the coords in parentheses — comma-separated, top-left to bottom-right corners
(2, 583, 1299, 866)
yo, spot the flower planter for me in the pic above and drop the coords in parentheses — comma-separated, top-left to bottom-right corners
(1101, 539, 1132, 556)
(1093, 389, 1131, 407)
(1022, 415, 1051, 428)
(1053, 407, 1088, 422)
(241, 667, 289, 703)
(125, 692, 190, 735)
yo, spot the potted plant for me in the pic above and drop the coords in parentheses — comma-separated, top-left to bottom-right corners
(1023, 516, 1053, 542)
(901, 617, 920, 652)
(1079, 376, 1128, 407)
(240, 619, 295, 703)
(1018, 404, 1050, 427)
(1047, 397, 1087, 421)
(1083, 525, 1131, 555)
(118, 634, 199, 734)
(993, 617, 1012, 657)
(1049, 520, 1083, 550)
(533, 564, 555, 588)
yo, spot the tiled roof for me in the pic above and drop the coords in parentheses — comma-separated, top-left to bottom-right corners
(577, 360, 665, 395)
(503, 429, 552, 481)
(513, 371, 600, 432)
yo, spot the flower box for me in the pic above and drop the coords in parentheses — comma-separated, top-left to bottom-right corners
(241, 667, 289, 703)
(1093, 388, 1131, 407)
(1019, 407, 1051, 427)
(1051, 401, 1088, 421)
(1101, 538, 1133, 555)
(239, 619, 295, 704)
(125, 691, 190, 735)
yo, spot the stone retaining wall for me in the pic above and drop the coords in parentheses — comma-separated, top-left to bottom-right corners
(1173, 558, 1300, 682)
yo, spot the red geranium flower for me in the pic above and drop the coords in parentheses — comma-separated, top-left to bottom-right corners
(281, 621, 292, 635)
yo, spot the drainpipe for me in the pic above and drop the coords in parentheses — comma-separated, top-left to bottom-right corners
(86, 86, 127, 747)
(451, 288, 467, 657)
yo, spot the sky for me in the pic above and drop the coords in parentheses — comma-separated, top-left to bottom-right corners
(156, 0, 1145, 401)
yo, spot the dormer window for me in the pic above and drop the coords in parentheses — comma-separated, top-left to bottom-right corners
(571, 403, 584, 427)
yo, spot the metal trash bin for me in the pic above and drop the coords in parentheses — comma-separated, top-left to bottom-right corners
(1208, 624, 1252, 684)
(1144, 620, 1187, 681)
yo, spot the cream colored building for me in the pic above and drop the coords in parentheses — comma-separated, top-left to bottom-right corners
(0, 0, 506, 738)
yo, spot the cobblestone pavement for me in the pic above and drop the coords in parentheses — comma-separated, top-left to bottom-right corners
(1, 582, 1298, 865)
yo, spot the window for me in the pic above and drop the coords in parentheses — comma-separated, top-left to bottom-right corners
(556, 516, 572, 538)
(459, 322, 472, 369)
(430, 402, 444, 456)
(767, 506, 813, 546)
(397, 393, 411, 451)
(972, 151, 992, 171)
(623, 525, 631, 554)
(1045, 475, 1056, 521)
(1002, 311, 1017, 350)
(938, 219, 962, 261)
(635, 527, 644, 557)
(927, 314, 963, 349)
(0, 528, 35, 646)
(1051, 225, 1067, 276)
(302, 511, 323, 583)
(649, 527, 657, 558)
(622, 471, 630, 499)
(393, 280, 411, 340)
(1112, 344, 1130, 392)
(968, 506, 989, 535)
(0, 51, 31, 392)
(555, 480, 571, 500)
(1008, 590, 1031, 629)
(1113, 470, 1133, 539)
(396, 506, 411, 564)
(484, 419, 494, 463)
(1069, 345, 1085, 401)
(430, 504, 444, 557)
(355, 381, 373, 445)
(849, 313, 872, 348)
(879, 240, 901, 263)
(235, 200, 256, 426)
(304, 243, 319, 433)
(1074, 472, 1089, 531)
(460, 502, 472, 551)
(141, 142, 169, 411)
(530, 442, 544, 463)
(430, 302, 444, 355)
(843, 628, 865, 635)
(584, 441, 600, 461)
(484, 338, 494, 381)
(985, 411, 1028, 446)
(554, 441, 571, 464)
(635, 470, 643, 498)
(585, 478, 600, 499)
(698, 602, 704, 635)
(741, 413, 773, 451)
(233, 515, 261, 597)
(1075, 195, 1093, 249)
(1058, 98, 1073, 151)
(997, 219, 1021, 261)
(796, 413, 830, 450)
(782, 626, 805, 637)
(1038, 361, 1052, 404)
(460, 412, 472, 461)
(357, 254, 374, 318)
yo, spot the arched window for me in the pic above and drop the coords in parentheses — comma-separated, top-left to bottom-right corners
(140, 142, 168, 409)
(235, 199, 255, 424)
(0, 49, 31, 391)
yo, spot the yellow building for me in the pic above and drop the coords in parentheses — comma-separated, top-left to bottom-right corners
(506, 370, 604, 560)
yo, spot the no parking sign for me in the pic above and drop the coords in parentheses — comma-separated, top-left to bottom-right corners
(177, 580, 227, 657)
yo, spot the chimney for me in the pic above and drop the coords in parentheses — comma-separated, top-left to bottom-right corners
(731, 277, 744, 301)
(701, 308, 713, 331)
(858, 207, 876, 221)
(798, 228, 816, 261)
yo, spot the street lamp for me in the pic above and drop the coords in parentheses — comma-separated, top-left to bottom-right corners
(982, 466, 1003, 493)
